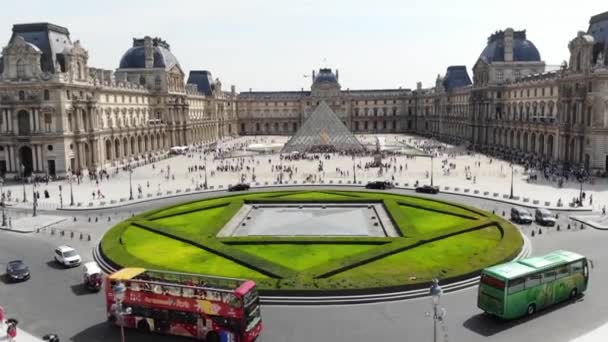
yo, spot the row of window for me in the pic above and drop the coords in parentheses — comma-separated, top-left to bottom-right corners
(507, 261, 584, 294)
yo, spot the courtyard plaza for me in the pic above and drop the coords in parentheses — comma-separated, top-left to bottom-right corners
(0, 134, 602, 213)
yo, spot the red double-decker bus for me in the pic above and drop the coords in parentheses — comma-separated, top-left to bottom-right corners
(106, 268, 263, 342)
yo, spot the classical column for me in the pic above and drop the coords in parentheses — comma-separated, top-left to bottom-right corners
(29, 111, 34, 133)
(7, 145, 13, 172)
(34, 109, 41, 132)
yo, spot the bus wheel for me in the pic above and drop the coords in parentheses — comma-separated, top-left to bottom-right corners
(570, 288, 578, 299)
(137, 319, 151, 333)
(206, 332, 220, 342)
(527, 304, 536, 316)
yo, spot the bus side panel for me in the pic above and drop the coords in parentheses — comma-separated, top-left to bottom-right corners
(504, 291, 529, 319)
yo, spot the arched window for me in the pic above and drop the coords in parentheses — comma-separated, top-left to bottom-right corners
(16, 59, 25, 78)
(139, 76, 146, 86)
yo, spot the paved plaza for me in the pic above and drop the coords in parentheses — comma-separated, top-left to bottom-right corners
(1, 134, 603, 214)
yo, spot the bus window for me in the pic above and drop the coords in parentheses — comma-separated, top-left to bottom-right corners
(556, 266, 570, 279)
(525, 273, 542, 288)
(543, 270, 556, 283)
(169, 310, 198, 325)
(480, 274, 505, 290)
(571, 261, 583, 274)
(507, 277, 524, 294)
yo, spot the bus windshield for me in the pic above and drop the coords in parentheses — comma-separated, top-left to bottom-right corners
(480, 273, 505, 290)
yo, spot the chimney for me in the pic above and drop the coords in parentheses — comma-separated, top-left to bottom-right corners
(144, 36, 154, 68)
(231, 85, 236, 95)
(416, 82, 422, 90)
(312, 70, 316, 80)
(504, 28, 514, 62)
(336, 69, 339, 80)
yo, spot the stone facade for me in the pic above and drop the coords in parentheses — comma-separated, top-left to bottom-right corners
(0, 24, 236, 177)
(3, 12, 608, 177)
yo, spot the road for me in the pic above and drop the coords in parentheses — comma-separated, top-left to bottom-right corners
(0, 187, 606, 342)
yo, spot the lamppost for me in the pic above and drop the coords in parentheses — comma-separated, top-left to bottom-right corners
(21, 164, 26, 203)
(429, 278, 445, 342)
(32, 183, 37, 217)
(352, 154, 357, 184)
(430, 155, 434, 187)
(68, 171, 74, 206)
(204, 155, 208, 189)
(112, 282, 132, 342)
(128, 165, 133, 200)
(509, 163, 514, 199)
(0, 178, 6, 227)
(59, 185, 63, 209)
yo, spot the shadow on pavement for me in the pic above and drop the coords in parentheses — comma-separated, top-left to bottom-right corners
(0, 273, 17, 285)
(463, 295, 586, 336)
(45, 260, 67, 270)
(71, 322, 197, 342)
(70, 283, 98, 296)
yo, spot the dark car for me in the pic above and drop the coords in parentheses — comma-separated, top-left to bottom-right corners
(535, 208, 556, 226)
(365, 181, 394, 190)
(415, 185, 439, 194)
(6, 260, 30, 281)
(228, 183, 250, 192)
(511, 207, 533, 224)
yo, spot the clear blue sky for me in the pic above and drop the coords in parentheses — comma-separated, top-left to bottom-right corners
(1, 0, 605, 91)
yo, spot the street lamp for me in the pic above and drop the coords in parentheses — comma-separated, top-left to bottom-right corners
(32, 183, 37, 217)
(68, 171, 74, 206)
(429, 278, 445, 342)
(430, 155, 434, 187)
(59, 185, 63, 209)
(0, 178, 6, 227)
(112, 282, 132, 342)
(128, 165, 134, 200)
(204, 155, 208, 189)
(21, 164, 26, 203)
(352, 154, 357, 184)
(509, 163, 514, 199)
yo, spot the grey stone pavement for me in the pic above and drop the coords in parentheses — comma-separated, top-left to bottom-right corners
(0, 186, 605, 342)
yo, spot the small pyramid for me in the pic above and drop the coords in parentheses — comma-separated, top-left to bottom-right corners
(281, 101, 366, 153)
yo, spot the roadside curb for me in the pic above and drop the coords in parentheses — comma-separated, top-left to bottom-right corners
(92, 226, 532, 305)
(22, 183, 594, 213)
(569, 216, 608, 230)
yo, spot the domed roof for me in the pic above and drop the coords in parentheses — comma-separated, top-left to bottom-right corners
(480, 30, 541, 63)
(589, 11, 608, 44)
(314, 68, 339, 85)
(443, 66, 472, 90)
(119, 37, 179, 70)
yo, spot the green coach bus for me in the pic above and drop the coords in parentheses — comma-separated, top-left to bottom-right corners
(477, 250, 589, 319)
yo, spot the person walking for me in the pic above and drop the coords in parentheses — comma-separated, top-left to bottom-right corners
(6, 321, 16, 342)
(0, 305, 4, 330)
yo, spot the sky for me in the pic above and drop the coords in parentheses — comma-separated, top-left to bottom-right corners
(1, 0, 605, 91)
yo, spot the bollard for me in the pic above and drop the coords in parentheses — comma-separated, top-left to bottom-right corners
(492, 209, 495, 214)
(36, 228, 40, 233)
(88, 217, 91, 223)
(70, 231, 74, 238)
(502, 210, 505, 217)
(557, 224, 560, 231)
(73, 216, 77, 222)
(567, 223, 571, 230)
(80, 233, 83, 240)
(531, 230, 535, 237)
(95, 217, 98, 222)
(555, 213, 559, 219)
(580, 223, 585, 230)
(108, 216, 111, 222)
(51, 229, 55, 235)
(61, 230, 65, 236)
(88, 234, 91, 241)
(538, 228, 542, 235)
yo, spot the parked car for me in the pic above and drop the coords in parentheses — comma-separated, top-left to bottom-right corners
(54, 245, 82, 267)
(511, 207, 533, 224)
(535, 208, 556, 226)
(6, 260, 30, 281)
(415, 185, 439, 194)
(228, 183, 250, 192)
(365, 181, 394, 190)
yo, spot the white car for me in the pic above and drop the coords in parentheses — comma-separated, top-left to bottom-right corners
(54, 245, 82, 267)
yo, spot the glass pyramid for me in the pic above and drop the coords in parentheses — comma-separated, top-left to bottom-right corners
(281, 101, 366, 153)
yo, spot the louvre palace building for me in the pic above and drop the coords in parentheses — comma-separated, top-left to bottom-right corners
(1, 11, 608, 178)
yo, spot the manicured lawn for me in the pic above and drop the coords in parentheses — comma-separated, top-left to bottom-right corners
(232, 244, 379, 272)
(153, 206, 230, 236)
(101, 190, 523, 291)
(121, 226, 268, 279)
(330, 226, 503, 288)
(396, 204, 473, 234)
